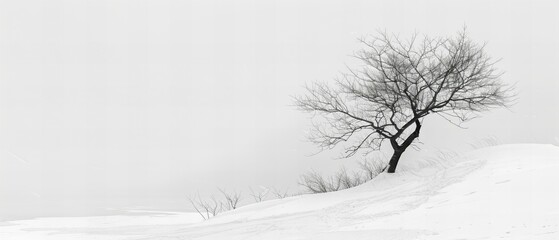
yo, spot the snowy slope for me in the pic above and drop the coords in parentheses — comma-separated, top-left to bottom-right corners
(146, 144, 559, 240)
(1, 144, 557, 240)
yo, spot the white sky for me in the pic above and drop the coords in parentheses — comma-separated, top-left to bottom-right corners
(1, 0, 558, 219)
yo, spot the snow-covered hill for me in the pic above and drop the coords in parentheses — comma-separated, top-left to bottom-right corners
(2, 144, 558, 239)
(152, 144, 559, 240)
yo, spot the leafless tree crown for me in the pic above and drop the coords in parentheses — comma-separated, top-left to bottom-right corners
(295, 30, 512, 158)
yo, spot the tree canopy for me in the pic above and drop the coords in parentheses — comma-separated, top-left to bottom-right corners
(295, 30, 513, 173)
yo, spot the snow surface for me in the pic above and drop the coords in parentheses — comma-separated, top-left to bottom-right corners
(2, 144, 558, 239)
(0, 211, 202, 240)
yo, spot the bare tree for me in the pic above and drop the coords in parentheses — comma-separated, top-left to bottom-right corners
(217, 188, 242, 210)
(295, 29, 513, 173)
(187, 193, 223, 220)
(249, 186, 269, 202)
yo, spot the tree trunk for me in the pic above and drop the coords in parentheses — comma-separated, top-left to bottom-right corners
(386, 119, 422, 173)
(387, 148, 405, 173)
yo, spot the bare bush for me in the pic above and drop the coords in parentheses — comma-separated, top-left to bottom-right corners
(299, 168, 367, 193)
(187, 193, 223, 220)
(299, 170, 342, 193)
(337, 168, 365, 189)
(359, 157, 388, 180)
(217, 188, 242, 210)
(271, 187, 290, 199)
(249, 186, 269, 202)
(300, 156, 389, 194)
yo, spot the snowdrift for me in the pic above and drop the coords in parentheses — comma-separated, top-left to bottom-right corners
(159, 144, 559, 240)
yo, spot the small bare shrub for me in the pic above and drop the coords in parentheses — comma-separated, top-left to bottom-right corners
(299, 168, 366, 193)
(299, 170, 341, 193)
(359, 157, 388, 180)
(249, 186, 269, 202)
(300, 157, 388, 194)
(337, 168, 365, 189)
(217, 188, 242, 210)
(271, 187, 290, 199)
(187, 193, 223, 220)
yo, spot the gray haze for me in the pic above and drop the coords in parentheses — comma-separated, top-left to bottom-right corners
(1, 0, 558, 219)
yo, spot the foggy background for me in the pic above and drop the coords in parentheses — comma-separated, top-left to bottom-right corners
(1, 0, 558, 220)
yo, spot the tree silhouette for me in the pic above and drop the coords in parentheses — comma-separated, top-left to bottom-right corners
(295, 29, 513, 173)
